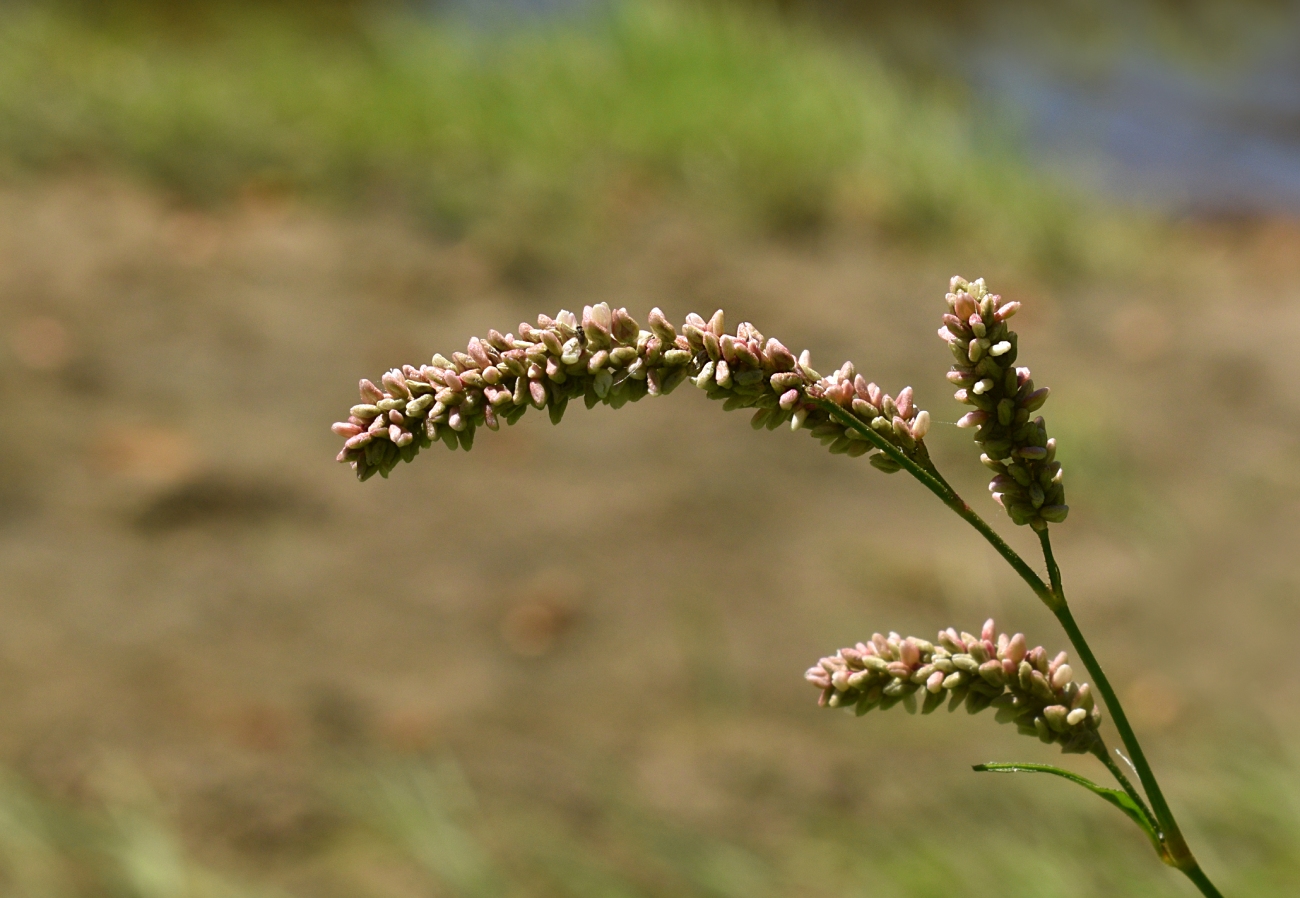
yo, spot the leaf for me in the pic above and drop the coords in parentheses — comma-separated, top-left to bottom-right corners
(973, 762, 1164, 856)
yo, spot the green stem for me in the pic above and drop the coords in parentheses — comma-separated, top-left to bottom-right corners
(814, 400, 1223, 896)
(816, 402, 1061, 612)
(1041, 532, 1221, 897)
(1090, 739, 1159, 837)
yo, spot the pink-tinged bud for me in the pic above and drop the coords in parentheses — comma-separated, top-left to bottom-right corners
(702, 330, 721, 362)
(332, 422, 363, 437)
(995, 301, 1021, 321)
(732, 340, 759, 368)
(359, 379, 384, 403)
(900, 639, 921, 666)
(443, 371, 465, 393)
(957, 411, 988, 428)
(885, 661, 911, 679)
(937, 326, 960, 344)
(707, 309, 725, 337)
(779, 389, 800, 410)
(1029, 646, 1048, 672)
(647, 307, 676, 342)
(540, 329, 564, 355)
(382, 369, 411, 398)
(939, 628, 965, 653)
(925, 670, 944, 693)
(1052, 664, 1074, 690)
(765, 338, 795, 371)
(954, 293, 976, 320)
(850, 397, 877, 420)
(1006, 633, 1027, 664)
(896, 386, 914, 419)
(866, 382, 883, 406)
(719, 334, 737, 363)
(910, 410, 931, 439)
(806, 667, 831, 688)
(981, 618, 996, 642)
(588, 303, 613, 333)
(388, 424, 404, 442)
(529, 380, 547, 408)
(467, 338, 492, 368)
(1023, 387, 1050, 411)
(797, 349, 819, 379)
(344, 432, 372, 449)
(1016, 367, 1032, 386)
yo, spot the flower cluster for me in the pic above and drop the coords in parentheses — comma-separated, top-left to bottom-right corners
(333, 305, 930, 480)
(679, 311, 930, 470)
(938, 276, 1067, 529)
(806, 619, 1101, 754)
(332, 304, 693, 480)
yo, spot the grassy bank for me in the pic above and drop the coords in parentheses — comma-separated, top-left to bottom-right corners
(0, 1, 1124, 276)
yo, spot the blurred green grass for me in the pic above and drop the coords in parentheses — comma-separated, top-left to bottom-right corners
(1, 748, 1297, 897)
(0, 0, 1131, 278)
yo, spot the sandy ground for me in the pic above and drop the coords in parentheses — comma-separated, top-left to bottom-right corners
(0, 176, 1297, 892)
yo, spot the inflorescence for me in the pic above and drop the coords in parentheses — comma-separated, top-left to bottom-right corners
(332, 305, 930, 480)
(938, 277, 1067, 529)
(806, 619, 1101, 754)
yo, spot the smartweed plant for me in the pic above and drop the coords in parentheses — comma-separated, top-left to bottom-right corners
(333, 277, 1224, 896)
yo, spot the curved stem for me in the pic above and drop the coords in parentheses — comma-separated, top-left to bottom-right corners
(815, 400, 1223, 895)
(816, 402, 1061, 611)
(1041, 532, 1221, 896)
(1090, 739, 1159, 837)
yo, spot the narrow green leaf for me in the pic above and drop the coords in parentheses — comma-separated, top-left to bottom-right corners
(973, 762, 1163, 856)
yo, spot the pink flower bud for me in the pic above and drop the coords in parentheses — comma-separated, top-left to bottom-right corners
(707, 309, 725, 337)
(896, 386, 914, 419)
(995, 301, 1021, 321)
(359, 379, 384, 403)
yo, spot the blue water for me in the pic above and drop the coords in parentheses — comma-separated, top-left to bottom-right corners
(967, 7, 1300, 217)
(431, 0, 1300, 217)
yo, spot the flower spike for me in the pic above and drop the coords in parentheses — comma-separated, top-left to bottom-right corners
(807, 619, 1101, 754)
(939, 277, 1067, 529)
(333, 305, 929, 480)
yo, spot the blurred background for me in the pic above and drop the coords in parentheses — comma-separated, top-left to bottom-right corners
(0, 0, 1297, 895)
